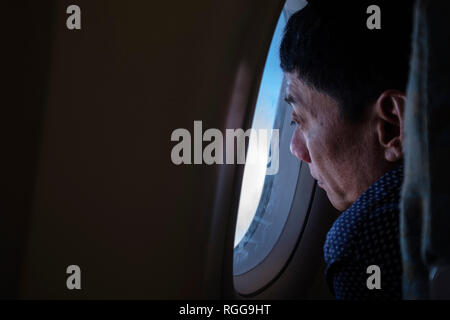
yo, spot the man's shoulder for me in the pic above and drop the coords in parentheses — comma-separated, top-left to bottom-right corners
(323, 201, 368, 265)
(324, 197, 401, 274)
(324, 166, 403, 266)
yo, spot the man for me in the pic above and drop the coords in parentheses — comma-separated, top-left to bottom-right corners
(279, 1, 413, 299)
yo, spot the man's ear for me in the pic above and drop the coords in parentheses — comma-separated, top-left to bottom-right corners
(374, 90, 406, 162)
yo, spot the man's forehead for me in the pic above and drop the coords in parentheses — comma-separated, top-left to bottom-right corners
(285, 72, 309, 105)
(284, 72, 341, 120)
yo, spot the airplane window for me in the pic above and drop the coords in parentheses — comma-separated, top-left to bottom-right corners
(233, 6, 303, 279)
(233, 12, 286, 248)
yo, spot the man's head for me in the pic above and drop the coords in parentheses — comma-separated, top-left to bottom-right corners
(280, 1, 413, 211)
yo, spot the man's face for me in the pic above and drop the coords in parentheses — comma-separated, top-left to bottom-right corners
(285, 72, 378, 211)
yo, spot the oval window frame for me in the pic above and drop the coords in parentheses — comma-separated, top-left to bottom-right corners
(232, 0, 315, 296)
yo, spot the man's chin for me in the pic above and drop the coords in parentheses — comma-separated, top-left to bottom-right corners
(315, 180, 348, 211)
(325, 191, 348, 212)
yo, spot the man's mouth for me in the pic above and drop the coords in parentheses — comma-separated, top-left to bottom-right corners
(310, 173, 322, 185)
(310, 169, 324, 188)
(314, 177, 325, 188)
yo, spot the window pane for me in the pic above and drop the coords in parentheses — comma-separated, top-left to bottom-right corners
(234, 12, 287, 247)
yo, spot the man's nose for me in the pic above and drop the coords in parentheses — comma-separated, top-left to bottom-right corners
(290, 128, 311, 163)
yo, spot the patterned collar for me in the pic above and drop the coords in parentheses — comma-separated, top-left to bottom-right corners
(349, 164, 404, 215)
(324, 164, 404, 265)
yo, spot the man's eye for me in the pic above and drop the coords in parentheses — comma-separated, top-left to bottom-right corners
(290, 120, 300, 127)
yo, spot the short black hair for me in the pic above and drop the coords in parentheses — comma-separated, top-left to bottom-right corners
(280, 0, 414, 121)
